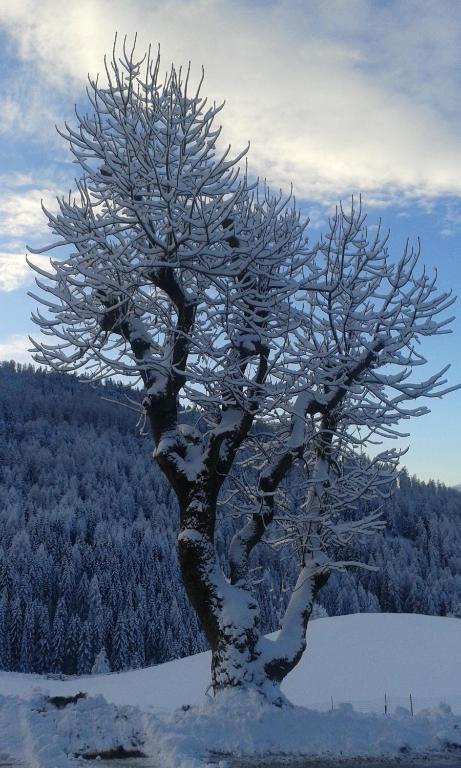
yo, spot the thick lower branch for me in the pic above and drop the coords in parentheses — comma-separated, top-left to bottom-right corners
(229, 512, 271, 585)
(264, 564, 329, 683)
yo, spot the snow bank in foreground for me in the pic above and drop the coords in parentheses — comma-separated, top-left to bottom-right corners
(1, 689, 461, 768)
(0, 693, 144, 767)
(145, 690, 461, 767)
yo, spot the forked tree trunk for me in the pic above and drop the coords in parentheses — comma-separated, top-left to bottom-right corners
(177, 492, 327, 704)
(177, 494, 262, 691)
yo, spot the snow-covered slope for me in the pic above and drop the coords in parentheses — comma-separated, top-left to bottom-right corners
(1, 613, 460, 714)
(1, 614, 460, 767)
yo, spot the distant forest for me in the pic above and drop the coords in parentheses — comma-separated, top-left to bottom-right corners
(0, 361, 460, 675)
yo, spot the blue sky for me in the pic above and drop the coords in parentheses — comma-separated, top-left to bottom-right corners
(0, 0, 460, 484)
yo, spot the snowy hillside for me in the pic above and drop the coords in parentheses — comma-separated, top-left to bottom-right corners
(2, 613, 460, 713)
(1, 614, 460, 766)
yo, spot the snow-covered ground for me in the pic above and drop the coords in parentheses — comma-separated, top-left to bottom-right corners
(0, 614, 460, 767)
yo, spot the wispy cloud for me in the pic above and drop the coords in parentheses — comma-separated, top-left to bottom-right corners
(0, 188, 56, 239)
(439, 200, 461, 237)
(0, 172, 37, 187)
(0, 252, 50, 292)
(0, 170, 62, 292)
(0, 333, 33, 364)
(0, 96, 22, 136)
(1, 0, 461, 203)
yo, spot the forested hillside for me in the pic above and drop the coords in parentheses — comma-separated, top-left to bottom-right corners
(0, 362, 460, 675)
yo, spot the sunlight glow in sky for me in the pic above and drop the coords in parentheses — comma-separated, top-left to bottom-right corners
(0, 0, 460, 484)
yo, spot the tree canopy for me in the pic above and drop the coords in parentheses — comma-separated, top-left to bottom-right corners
(28, 40, 458, 701)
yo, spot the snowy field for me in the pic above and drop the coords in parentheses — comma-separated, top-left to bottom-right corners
(0, 614, 460, 767)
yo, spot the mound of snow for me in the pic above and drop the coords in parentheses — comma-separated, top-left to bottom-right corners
(0, 693, 144, 767)
(144, 690, 461, 766)
(1, 690, 461, 768)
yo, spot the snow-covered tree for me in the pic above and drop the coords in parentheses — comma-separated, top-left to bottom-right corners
(0, 591, 11, 670)
(77, 620, 93, 675)
(9, 596, 22, 669)
(92, 647, 110, 674)
(19, 602, 34, 673)
(112, 610, 130, 672)
(51, 597, 67, 672)
(29, 41, 458, 703)
(35, 604, 50, 675)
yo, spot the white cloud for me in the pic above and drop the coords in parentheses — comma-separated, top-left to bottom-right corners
(1, 0, 461, 202)
(0, 188, 57, 239)
(439, 199, 461, 237)
(0, 333, 34, 364)
(0, 172, 36, 187)
(0, 96, 22, 136)
(0, 252, 50, 292)
(0, 55, 65, 144)
(0, 173, 61, 292)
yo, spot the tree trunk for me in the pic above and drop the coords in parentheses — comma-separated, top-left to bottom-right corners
(177, 490, 328, 704)
(177, 492, 263, 693)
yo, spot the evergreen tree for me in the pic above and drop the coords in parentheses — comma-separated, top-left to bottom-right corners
(64, 614, 81, 675)
(92, 647, 110, 674)
(112, 611, 130, 672)
(9, 596, 22, 669)
(0, 591, 11, 670)
(88, 576, 104, 654)
(19, 602, 35, 673)
(34, 603, 50, 674)
(77, 620, 93, 675)
(50, 597, 67, 672)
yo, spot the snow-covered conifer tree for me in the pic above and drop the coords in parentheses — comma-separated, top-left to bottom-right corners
(9, 596, 22, 669)
(19, 602, 35, 673)
(51, 597, 67, 673)
(65, 614, 82, 675)
(112, 611, 130, 671)
(91, 647, 110, 674)
(88, 575, 105, 653)
(35, 603, 50, 674)
(29, 40, 458, 702)
(78, 620, 93, 675)
(0, 592, 11, 671)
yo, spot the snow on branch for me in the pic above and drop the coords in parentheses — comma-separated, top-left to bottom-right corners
(226, 196, 458, 609)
